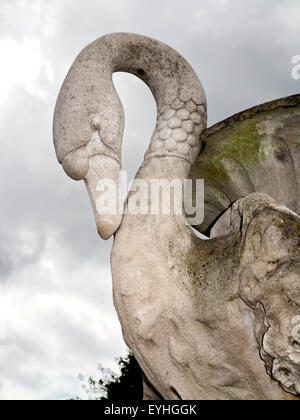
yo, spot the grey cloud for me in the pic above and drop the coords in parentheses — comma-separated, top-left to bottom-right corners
(0, 229, 45, 281)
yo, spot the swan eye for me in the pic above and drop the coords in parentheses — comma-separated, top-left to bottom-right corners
(137, 68, 145, 76)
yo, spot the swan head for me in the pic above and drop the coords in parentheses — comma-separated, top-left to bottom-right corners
(53, 59, 125, 240)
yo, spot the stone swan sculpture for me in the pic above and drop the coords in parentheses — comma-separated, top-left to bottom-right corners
(53, 33, 300, 400)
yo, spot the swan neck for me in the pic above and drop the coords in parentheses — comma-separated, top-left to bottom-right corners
(100, 33, 207, 192)
(105, 33, 207, 167)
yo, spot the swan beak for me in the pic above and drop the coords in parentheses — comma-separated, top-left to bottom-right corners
(84, 155, 123, 240)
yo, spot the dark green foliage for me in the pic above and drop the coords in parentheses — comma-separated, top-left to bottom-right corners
(78, 351, 143, 400)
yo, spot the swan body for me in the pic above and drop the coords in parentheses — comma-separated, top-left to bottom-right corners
(54, 33, 300, 400)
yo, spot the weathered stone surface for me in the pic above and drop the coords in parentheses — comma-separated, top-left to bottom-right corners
(112, 190, 300, 400)
(212, 193, 300, 397)
(54, 33, 300, 400)
(190, 95, 300, 234)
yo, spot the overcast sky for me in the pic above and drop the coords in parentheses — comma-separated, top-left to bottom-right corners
(0, 0, 299, 400)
